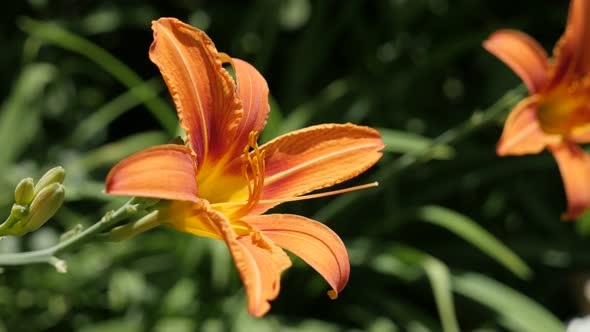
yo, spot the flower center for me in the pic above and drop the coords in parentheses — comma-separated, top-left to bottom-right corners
(194, 131, 265, 222)
(537, 82, 590, 136)
(196, 131, 264, 202)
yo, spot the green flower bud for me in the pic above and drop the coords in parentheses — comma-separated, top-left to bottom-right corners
(33, 166, 65, 196)
(0, 167, 66, 237)
(14, 178, 34, 205)
(19, 183, 65, 234)
(10, 204, 28, 220)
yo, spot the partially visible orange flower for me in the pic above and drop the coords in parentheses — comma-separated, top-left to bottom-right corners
(484, 0, 590, 220)
(105, 18, 384, 316)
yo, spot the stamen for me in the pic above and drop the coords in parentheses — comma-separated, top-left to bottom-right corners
(241, 145, 253, 199)
(211, 182, 379, 208)
(233, 131, 265, 218)
(257, 182, 378, 205)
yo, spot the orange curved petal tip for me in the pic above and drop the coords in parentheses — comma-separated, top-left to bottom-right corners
(236, 235, 292, 317)
(483, 29, 549, 94)
(245, 214, 350, 297)
(201, 207, 291, 318)
(327, 290, 339, 300)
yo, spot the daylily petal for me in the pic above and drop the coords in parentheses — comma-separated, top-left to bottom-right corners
(106, 144, 198, 201)
(483, 29, 549, 93)
(244, 214, 350, 298)
(149, 18, 242, 167)
(548, 142, 590, 220)
(497, 97, 557, 156)
(551, 0, 590, 83)
(251, 123, 384, 214)
(203, 205, 291, 317)
(220, 55, 270, 160)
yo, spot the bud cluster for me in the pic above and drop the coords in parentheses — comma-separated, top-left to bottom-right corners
(0, 167, 65, 236)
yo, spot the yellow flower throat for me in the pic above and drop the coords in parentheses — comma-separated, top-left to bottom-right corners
(536, 83, 590, 136)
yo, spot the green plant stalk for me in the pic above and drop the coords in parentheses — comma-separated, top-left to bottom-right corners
(0, 198, 152, 270)
(313, 84, 527, 222)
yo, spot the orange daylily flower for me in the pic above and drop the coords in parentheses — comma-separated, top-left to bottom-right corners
(484, 0, 590, 220)
(105, 18, 384, 317)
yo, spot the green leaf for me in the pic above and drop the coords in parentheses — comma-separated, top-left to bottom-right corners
(0, 63, 57, 168)
(19, 18, 177, 135)
(379, 128, 455, 159)
(453, 273, 564, 332)
(390, 245, 460, 332)
(417, 205, 532, 279)
(422, 258, 459, 332)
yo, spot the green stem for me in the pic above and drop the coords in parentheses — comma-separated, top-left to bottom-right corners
(313, 85, 527, 221)
(376, 85, 526, 182)
(0, 197, 152, 270)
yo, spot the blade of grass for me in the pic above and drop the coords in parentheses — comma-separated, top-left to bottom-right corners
(0, 63, 57, 168)
(422, 258, 459, 332)
(453, 273, 564, 332)
(391, 245, 460, 332)
(19, 18, 177, 135)
(416, 205, 532, 279)
(68, 78, 165, 146)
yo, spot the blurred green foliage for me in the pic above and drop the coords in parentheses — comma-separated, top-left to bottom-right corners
(0, 0, 585, 331)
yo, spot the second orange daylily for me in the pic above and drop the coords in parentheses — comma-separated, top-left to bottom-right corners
(105, 18, 384, 317)
(484, 0, 590, 220)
